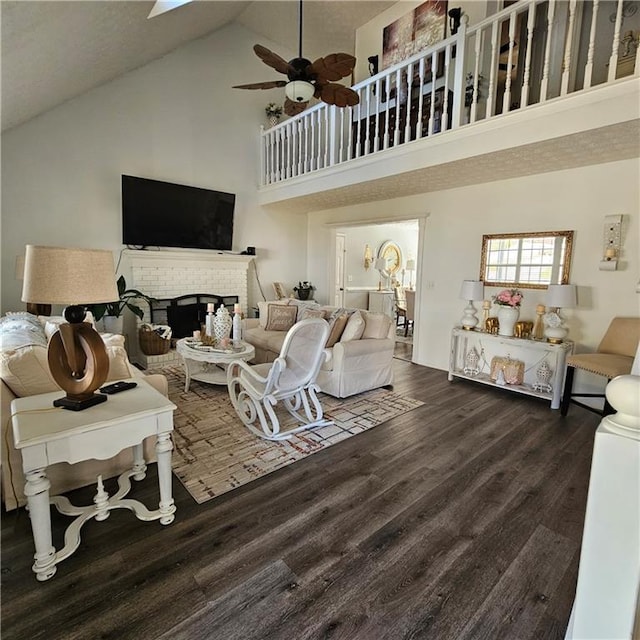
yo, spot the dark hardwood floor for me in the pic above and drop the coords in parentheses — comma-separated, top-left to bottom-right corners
(1, 360, 599, 640)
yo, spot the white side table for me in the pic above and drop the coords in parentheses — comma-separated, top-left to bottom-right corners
(11, 378, 177, 581)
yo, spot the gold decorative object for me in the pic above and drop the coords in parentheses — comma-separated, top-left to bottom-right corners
(514, 321, 533, 339)
(485, 317, 499, 334)
(533, 304, 546, 340)
(490, 356, 524, 385)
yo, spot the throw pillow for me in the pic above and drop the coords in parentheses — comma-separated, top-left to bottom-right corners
(326, 313, 349, 348)
(288, 299, 321, 321)
(264, 304, 298, 332)
(300, 308, 326, 321)
(340, 310, 365, 342)
(258, 300, 289, 329)
(362, 311, 393, 340)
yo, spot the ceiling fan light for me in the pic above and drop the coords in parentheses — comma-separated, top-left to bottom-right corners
(285, 80, 315, 103)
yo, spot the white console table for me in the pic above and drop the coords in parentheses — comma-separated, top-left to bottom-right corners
(368, 290, 394, 318)
(448, 327, 574, 409)
(11, 379, 177, 581)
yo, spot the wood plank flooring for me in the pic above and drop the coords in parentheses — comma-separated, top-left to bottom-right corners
(1, 360, 599, 640)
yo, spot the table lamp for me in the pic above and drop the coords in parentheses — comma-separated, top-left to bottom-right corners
(406, 259, 416, 290)
(375, 257, 388, 290)
(459, 280, 484, 330)
(21, 245, 119, 411)
(15, 254, 52, 316)
(544, 284, 577, 343)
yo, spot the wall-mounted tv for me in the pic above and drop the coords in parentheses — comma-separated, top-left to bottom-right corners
(122, 175, 235, 251)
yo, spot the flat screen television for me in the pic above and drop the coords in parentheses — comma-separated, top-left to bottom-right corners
(122, 175, 235, 251)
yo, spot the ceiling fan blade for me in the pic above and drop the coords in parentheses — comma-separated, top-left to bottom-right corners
(233, 81, 287, 90)
(319, 84, 359, 108)
(308, 53, 356, 83)
(284, 98, 308, 116)
(254, 45, 292, 76)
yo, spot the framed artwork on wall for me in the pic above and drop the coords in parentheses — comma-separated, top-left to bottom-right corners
(382, 0, 448, 70)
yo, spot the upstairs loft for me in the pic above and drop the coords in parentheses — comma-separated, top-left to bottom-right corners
(257, 0, 640, 213)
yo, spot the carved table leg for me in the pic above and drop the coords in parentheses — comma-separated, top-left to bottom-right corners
(24, 469, 57, 581)
(132, 443, 147, 481)
(156, 432, 176, 525)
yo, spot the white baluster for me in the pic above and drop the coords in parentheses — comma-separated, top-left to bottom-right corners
(404, 62, 413, 143)
(310, 112, 316, 170)
(364, 84, 372, 155)
(355, 94, 362, 158)
(373, 79, 381, 152)
(502, 11, 517, 113)
(394, 68, 402, 146)
(428, 51, 437, 135)
(303, 114, 310, 173)
(442, 45, 451, 132)
(487, 19, 499, 117)
(561, 0, 578, 95)
(322, 108, 329, 168)
(608, 0, 625, 81)
(416, 57, 426, 137)
(470, 28, 484, 123)
(521, 2, 537, 107)
(540, 0, 557, 102)
(584, 0, 600, 88)
(383, 75, 391, 150)
(346, 104, 354, 161)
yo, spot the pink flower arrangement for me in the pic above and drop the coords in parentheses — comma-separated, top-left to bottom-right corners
(493, 288, 523, 307)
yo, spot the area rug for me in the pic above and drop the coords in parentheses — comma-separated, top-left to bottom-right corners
(158, 365, 423, 504)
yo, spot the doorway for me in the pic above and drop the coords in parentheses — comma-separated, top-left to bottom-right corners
(332, 218, 423, 362)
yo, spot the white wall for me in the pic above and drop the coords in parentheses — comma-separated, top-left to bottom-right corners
(1, 23, 306, 314)
(307, 158, 640, 373)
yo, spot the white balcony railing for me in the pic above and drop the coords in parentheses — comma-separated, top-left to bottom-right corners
(260, 0, 639, 187)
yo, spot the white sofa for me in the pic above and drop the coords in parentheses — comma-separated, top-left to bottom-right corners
(243, 300, 395, 398)
(0, 312, 168, 511)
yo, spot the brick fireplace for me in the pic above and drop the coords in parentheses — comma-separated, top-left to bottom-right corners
(122, 249, 253, 369)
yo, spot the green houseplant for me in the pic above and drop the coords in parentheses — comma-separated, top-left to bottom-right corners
(88, 276, 156, 333)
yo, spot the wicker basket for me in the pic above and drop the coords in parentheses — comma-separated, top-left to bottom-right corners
(139, 326, 171, 355)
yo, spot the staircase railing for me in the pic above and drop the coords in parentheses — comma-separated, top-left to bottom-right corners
(260, 0, 639, 187)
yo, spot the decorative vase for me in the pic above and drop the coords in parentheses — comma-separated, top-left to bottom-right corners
(497, 306, 520, 337)
(213, 305, 232, 342)
(267, 115, 280, 128)
(297, 288, 311, 301)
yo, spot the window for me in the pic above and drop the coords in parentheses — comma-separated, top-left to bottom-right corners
(480, 230, 574, 290)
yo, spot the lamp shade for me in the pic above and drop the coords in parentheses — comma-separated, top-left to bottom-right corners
(546, 284, 577, 309)
(22, 245, 118, 305)
(459, 280, 484, 301)
(285, 80, 315, 103)
(374, 257, 387, 272)
(406, 259, 416, 271)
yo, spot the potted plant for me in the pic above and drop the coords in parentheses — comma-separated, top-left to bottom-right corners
(265, 102, 283, 127)
(88, 275, 156, 334)
(293, 281, 314, 301)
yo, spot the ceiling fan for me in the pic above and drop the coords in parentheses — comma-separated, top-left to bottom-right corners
(232, 0, 359, 117)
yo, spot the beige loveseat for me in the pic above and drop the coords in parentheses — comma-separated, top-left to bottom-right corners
(243, 300, 395, 398)
(0, 312, 168, 511)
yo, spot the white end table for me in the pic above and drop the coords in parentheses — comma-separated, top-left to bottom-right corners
(176, 338, 255, 391)
(11, 378, 177, 581)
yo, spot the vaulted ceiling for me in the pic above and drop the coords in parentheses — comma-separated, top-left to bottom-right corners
(1, 0, 395, 132)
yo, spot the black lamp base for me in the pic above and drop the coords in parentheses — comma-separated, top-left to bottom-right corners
(53, 393, 108, 412)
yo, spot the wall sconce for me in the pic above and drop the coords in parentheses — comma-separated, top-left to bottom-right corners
(406, 259, 416, 290)
(364, 244, 373, 270)
(599, 214, 622, 271)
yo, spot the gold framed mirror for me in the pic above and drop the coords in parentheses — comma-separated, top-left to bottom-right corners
(480, 230, 574, 290)
(378, 240, 403, 277)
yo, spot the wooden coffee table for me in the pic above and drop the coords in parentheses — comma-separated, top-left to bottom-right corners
(176, 338, 255, 391)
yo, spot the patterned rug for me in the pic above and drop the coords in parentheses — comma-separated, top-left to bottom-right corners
(159, 365, 424, 504)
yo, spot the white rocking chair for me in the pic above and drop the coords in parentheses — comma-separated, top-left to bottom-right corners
(227, 318, 333, 441)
